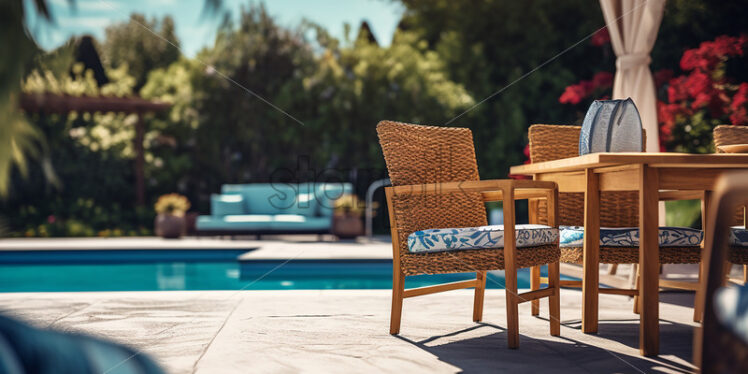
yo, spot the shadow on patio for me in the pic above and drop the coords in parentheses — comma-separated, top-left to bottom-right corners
(396, 318, 695, 373)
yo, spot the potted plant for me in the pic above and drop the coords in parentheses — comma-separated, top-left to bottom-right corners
(154, 193, 191, 239)
(332, 194, 368, 239)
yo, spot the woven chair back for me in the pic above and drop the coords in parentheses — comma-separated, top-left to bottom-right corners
(528, 124, 642, 227)
(377, 121, 488, 258)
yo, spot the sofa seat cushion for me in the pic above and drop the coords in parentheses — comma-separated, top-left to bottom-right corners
(407, 224, 558, 253)
(196, 215, 273, 231)
(714, 285, 748, 344)
(559, 226, 703, 248)
(730, 226, 748, 247)
(196, 215, 332, 232)
(269, 215, 331, 231)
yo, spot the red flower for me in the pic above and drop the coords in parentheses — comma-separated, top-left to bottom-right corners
(590, 28, 610, 47)
(685, 71, 713, 108)
(667, 76, 689, 103)
(559, 72, 612, 105)
(559, 83, 588, 104)
(730, 83, 748, 125)
(732, 83, 748, 110)
(47, 215, 56, 224)
(592, 72, 613, 89)
(679, 49, 708, 71)
(680, 35, 747, 72)
(657, 100, 684, 128)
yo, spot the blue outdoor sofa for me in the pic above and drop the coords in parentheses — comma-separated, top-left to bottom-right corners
(196, 183, 352, 236)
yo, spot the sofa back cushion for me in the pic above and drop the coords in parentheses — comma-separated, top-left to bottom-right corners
(211, 194, 246, 216)
(220, 183, 353, 217)
(287, 185, 318, 217)
(222, 184, 298, 215)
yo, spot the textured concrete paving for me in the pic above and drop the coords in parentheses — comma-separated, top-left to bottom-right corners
(0, 289, 698, 374)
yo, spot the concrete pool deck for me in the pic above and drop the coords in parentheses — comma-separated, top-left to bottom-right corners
(0, 289, 698, 373)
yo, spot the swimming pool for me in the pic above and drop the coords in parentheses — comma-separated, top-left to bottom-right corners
(0, 250, 556, 292)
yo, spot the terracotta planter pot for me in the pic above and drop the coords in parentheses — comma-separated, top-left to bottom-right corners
(332, 214, 363, 239)
(155, 214, 185, 239)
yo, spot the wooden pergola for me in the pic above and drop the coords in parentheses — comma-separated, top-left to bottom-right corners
(20, 92, 172, 206)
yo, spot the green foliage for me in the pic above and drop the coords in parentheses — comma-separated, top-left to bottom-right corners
(2, 49, 154, 237)
(101, 13, 181, 92)
(7, 1, 748, 236)
(667, 111, 720, 154)
(142, 4, 472, 205)
(666, 200, 702, 228)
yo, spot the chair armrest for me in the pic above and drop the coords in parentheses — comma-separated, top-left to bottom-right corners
(389, 179, 556, 201)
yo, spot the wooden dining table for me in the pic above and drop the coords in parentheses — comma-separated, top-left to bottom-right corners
(510, 152, 748, 356)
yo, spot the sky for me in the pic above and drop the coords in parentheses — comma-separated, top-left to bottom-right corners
(26, 0, 405, 56)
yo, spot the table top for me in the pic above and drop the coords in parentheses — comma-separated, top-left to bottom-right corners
(510, 152, 748, 175)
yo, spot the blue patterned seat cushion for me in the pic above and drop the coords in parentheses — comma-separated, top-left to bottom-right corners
(714, 285, 748, 344)
(730, 226, 748, 247)
(407, 224, 558, 253)
(559, 226, 703, 247)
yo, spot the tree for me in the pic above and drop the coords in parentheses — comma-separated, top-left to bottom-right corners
(101, 13, 181, 92)
(397, 0, 606, 178)
(141, 4, 473, 208)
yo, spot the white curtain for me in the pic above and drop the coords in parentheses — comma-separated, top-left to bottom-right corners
(600, 0, 666, 152)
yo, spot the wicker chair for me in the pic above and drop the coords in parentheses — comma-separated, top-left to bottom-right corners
(695, 171, 748, 373)
(377, 120, 561, 349)
(527, 124, 704, 319)
(713, 125, 748, 283)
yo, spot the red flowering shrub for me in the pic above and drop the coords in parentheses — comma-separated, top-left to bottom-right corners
(732, 83, 748, 125)
(559, 72, 613, 105)
(657, 34, 747, 151)
(559, 34, 748, 153)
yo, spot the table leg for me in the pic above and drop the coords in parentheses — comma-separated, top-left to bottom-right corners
(582, 169, 600, 333)
(639, 165, 659, 356)
(694, 190, 711, 322)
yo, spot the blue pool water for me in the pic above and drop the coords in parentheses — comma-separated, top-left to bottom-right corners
(0, 250, 558, 292)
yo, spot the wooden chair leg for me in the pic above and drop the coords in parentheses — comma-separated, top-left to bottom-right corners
(694, 257, 706, 322)
(548, 261, 561, 336)
(473, 271, 487, 322)
(390, 271, 405, 335)
(633, 268, 641, 314)
(607, 264, 619, 275)
(503, 190, 520, 349)
(530, 265, 541, 316)
(505, 272, 519, 349)
(723, 262, 732, 286)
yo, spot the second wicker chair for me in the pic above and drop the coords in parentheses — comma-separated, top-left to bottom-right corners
(527, 124, 704, 320)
